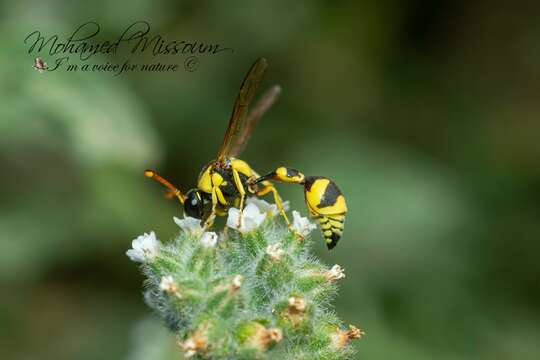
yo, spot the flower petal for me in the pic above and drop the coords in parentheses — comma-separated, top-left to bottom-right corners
(200, 232, 218, 248)
(291, 211, 317, 236)
(246, 197, 290, 218)
(126, 231, 161, 262)
(174, 216, 203, 234)
(227, 203, 266, 233)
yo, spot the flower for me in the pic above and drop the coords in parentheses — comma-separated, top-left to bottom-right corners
(174, 215, 203, 235)
(326, 264, 346, 282)
(246, 197, 289, 218)
(180, 325, 208, 358)
(126, 231, 161, 262)
(266, 243, 284, 260)
(288, 296, 307, 313)
(160, 275, 182, 298)
(331, 325, 364, 349)
(159, 275, 176, 292)
(291, 211, 317, 236)
(200, 232, 218, 248)
(245, 324, 283, 351)
(226, 203, 266, 233)
(231, 275, 244, 291)
(283, 296, 308, 326)
(266, 328, 283, 344)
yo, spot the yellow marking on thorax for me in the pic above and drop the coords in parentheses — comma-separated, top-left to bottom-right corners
(197, 165, 213, 193)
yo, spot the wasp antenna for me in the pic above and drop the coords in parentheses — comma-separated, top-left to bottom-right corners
(144, 169, 155, 177)
(144, 169, 185, 204)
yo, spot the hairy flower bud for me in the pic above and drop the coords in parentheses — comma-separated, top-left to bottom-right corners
(331, 325, 364, 349)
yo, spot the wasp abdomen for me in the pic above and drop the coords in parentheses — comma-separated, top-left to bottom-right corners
(317, 214, 345, 249)
(304, 176, 348, 249)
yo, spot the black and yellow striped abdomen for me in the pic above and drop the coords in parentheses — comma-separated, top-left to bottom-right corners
(316, 214, 345, 249)
(304, 176, 347, 249)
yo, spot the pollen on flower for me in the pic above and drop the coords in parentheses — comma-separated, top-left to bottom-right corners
(226, 203, 266, 233)
(266, 242, 285, 260)
(326, 264, 346, 282)
(291, 210, 317, 237)
(126, 231, 161, 263)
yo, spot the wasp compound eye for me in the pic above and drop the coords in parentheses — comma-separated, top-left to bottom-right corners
(184, 189, 204, 219)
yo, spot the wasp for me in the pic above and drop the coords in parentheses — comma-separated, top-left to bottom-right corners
(145, 58, 289, 231)
(145, 58, 347, 249)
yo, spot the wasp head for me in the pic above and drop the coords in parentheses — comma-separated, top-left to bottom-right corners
(184, 189, 204, 219)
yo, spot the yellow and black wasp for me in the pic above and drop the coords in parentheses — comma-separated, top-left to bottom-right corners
(145, 58, 347, 249)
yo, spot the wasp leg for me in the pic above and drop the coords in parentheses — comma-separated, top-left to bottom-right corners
(203, 186, 224, 231)
(231, 167, 247, 228)
(255, 183, 304, 240)
(144, 170, 185, 204)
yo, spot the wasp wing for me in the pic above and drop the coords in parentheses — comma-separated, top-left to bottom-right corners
(217, 58, 268, 161)
(227, 84, 282, 158)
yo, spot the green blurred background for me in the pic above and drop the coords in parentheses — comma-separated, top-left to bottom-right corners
(1, 1, 539, 359)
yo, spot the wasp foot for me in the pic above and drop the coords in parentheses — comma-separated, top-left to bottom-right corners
(202, 213, 216, 232)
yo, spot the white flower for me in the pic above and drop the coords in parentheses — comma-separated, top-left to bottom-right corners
(126, 231, 161, 263)
(159, 275, 176, 292)
(291, 211, 317, 236)
(180, 327, 208, 358)
(200, 232, 218, 248)
(160, 275, 182, 299)
(246, 197, 290, 218)
(174, 215, 203, 235)
(226, 203, 266, 233)
(231, 275, 243, 291)
(326, 264, 346, 282)
(182, 339, 198, 358)
(266, 243, 285, 260)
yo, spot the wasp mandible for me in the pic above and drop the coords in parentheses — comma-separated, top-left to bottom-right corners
(145, 58, 347, 249)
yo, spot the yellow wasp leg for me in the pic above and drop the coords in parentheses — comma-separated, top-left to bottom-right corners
(232, 167, 247, 228)
(203, 186, 227, 230)
(255, 183, 304, 240)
